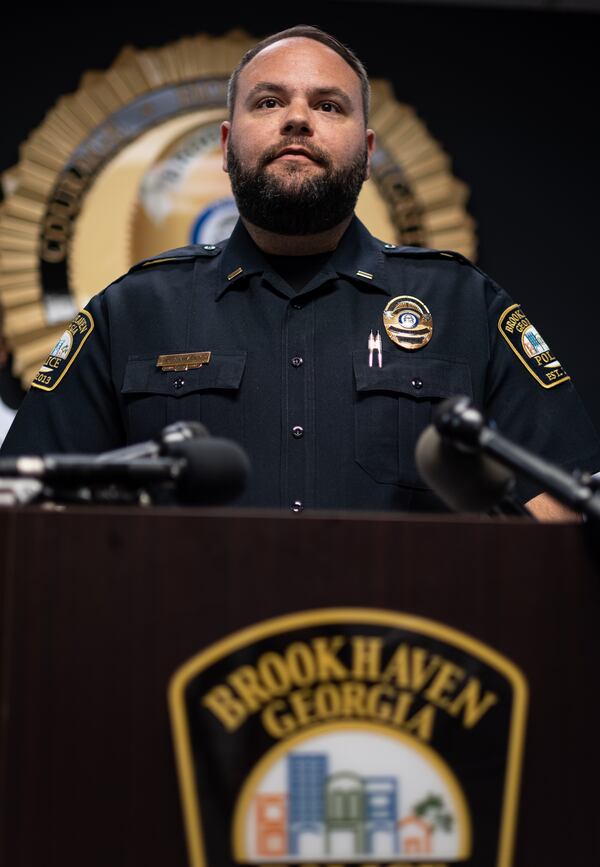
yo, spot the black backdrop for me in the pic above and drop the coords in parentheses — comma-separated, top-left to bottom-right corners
(2, 2, 599, 434)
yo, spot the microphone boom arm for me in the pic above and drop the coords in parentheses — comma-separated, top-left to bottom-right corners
(435, 396, 600, 522)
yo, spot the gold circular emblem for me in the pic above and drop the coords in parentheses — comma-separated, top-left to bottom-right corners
(0, 37, 473, 388)
(383, 295, 433, 350)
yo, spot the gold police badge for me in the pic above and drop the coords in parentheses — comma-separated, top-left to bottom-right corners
(383, 295, 433, 350)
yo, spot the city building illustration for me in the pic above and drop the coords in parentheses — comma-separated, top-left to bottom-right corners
(252, 751, 454, 859)
(522, 326, 549, 357)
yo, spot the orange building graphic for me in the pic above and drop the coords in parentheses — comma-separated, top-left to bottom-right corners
(398, 815, 434, 854)
(256, 794, 287, 857)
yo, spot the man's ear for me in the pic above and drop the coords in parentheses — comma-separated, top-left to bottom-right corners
(220, 121, 231, 173)
(365, 128, 376, 180)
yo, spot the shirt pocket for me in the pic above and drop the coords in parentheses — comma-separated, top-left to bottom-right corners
(121, 353, 247, 443)
(353, 351, 472, 488)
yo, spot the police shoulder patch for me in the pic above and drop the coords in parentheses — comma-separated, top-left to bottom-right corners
(31, 309, 94, 392)
(498, 303, 569, 389)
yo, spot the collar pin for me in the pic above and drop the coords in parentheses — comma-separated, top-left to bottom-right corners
(227, 266, 244, 281)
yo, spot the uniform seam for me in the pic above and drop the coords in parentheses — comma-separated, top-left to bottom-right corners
(187, 258, 204, 348)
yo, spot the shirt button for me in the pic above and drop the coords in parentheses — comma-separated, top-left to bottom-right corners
(411, 377, 423, 390)
(173, 377, 185, 389)
(291, 356, 304, 367)
(291, 301, 303, 310)
(291, 500, 304, 513)
(292, 426, 304, 438)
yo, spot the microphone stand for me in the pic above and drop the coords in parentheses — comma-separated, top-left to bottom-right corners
(435, 396, 600, 524)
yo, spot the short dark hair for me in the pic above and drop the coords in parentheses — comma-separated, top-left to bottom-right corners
(227, 25, 371, 125)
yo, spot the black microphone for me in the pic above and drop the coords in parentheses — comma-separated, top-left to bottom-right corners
(168, 436, 250, 505)
(0, 427, 250, 506)
(433, 396, 600, 521)
(415, 424, 518, 513)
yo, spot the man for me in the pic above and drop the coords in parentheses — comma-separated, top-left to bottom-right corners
(2, 26, 599, 518)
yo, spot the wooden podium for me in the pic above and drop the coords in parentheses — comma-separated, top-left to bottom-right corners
(1, 506, 598, 866)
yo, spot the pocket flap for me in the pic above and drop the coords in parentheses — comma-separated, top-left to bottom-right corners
(353, 351, 472, 399)
(121, 353, 247, 397)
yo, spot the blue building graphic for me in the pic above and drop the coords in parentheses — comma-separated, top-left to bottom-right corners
(364, 776, 400, 853)
(524, 327, 548, 355)
(288, 754, 327, 854)
(285, 753, 400, 856)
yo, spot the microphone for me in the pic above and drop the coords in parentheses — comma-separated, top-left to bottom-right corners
(0, 423, 250, 506)
(431, 396, 600, 521)
(415, 424, 518, 513)
(168, 436, 250, 505)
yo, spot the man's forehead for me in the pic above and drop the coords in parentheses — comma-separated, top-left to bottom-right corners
(238, 37, 362, 97)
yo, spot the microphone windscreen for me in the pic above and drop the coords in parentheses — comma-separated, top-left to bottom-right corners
(170, 437, 250, 505)
(415, 425, 514, 512)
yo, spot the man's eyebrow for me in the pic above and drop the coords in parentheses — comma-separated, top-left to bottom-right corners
(244, 81, 354, 109)
(245, 82, 287, 103)
(311, 86, 352, 108)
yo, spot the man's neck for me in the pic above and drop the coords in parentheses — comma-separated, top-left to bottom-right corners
(240, 216, 353, 256)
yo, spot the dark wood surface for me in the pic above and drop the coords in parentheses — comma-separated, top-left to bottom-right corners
(1, 506, 599, 866)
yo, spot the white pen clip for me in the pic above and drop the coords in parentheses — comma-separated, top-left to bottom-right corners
(368, 330, 376, 367)
(374, 330, 383, 368)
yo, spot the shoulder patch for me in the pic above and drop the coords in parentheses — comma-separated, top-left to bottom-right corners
(128, 244, 221, 274)
(498, 303, 570, 389)
(31, 310, 94, 392)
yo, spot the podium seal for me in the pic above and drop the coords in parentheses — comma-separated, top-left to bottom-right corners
(169, 608, 527, 867)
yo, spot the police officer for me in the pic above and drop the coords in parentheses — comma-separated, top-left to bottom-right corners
(2, 26, 600, 518)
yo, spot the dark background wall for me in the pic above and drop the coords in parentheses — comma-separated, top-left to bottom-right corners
(2, 2, 599, 433)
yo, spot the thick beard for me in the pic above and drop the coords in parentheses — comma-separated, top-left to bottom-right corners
(227, 137, 368, 236)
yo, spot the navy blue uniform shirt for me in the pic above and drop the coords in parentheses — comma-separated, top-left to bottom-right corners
(3, 216, 600, 511)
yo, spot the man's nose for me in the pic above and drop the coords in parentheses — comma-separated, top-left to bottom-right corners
(280, 99, 313, 136)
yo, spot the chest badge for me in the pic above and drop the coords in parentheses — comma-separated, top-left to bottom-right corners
(383, 295, 433, 350)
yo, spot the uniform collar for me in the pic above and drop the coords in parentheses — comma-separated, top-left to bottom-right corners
(215, 215, 392, 300)
(327, 215, 390, 294)
(216, 219, 270, 298)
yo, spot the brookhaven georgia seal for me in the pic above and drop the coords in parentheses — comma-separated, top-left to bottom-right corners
(169, 608, 527, 867)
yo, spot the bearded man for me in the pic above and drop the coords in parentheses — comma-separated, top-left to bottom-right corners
(2, 25, 599, 518)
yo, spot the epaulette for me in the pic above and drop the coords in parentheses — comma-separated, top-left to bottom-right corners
(127, 243, 223, 273)
(381, 244, 470, 265)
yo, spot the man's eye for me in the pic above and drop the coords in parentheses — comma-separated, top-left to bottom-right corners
(319, 102, 340, 113)
(258, 97, 279, 109)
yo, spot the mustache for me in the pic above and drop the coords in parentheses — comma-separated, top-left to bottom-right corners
(258, 139, 331, 169)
